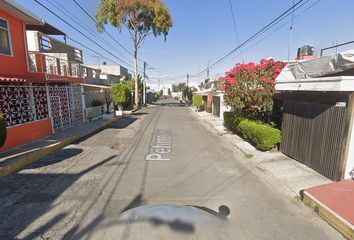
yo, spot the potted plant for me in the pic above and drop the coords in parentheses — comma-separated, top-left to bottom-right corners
(111, 83, 131, 116)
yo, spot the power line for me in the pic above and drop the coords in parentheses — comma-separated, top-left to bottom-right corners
(45, 0, 132, 63)
(191, 0, 306, 77)
(287, 0, 296, 62)
(215, 0, 322, 73)
(66, 36, 131, 70)
(71, 0, 170, 76)
(33, 0, 143, 74)
(228, 0, 244, 63)
(71, 0, 134, 60)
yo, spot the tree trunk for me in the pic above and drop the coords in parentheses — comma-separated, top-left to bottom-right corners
(134, 41, 139, 107)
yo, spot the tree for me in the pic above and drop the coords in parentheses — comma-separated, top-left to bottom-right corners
(96, 0, 173, 107)
(111, 83, 131, 111)
(167, 88, 171, 96)
(103, 89, 112, 114)
(222, 59, 286, 120)
(159, 89, 163, 96)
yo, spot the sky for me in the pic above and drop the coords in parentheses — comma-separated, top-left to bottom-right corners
(14, 0, 354, 85)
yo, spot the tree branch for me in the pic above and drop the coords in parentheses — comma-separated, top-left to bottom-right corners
(137, 31, 151, 48)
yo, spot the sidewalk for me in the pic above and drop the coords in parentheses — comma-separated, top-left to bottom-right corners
(191, 108, 354, 239)
(190, 108, 332, 197)
(302, 180, 354, 240)
(0, 116, 121, 179)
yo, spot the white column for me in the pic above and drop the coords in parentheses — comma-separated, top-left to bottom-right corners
(45, 84, 54, 134)
(81, 84, 86, 122)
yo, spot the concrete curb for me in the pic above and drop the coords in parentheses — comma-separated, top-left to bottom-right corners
(0, 135, 79, 178)
(0, 116, 123, 179)
(132, 107, 140, 113)
(302, 190, 354, 240)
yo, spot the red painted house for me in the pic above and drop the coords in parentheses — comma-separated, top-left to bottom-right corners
(0, 0, 84, 151)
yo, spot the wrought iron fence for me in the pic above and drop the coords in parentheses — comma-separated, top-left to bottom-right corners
(0, 84, 49, 127)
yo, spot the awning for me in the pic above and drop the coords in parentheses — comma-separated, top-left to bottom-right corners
(0, 76, 27, 83)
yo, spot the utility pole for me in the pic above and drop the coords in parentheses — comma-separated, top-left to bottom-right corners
(143, 62, 146, 105)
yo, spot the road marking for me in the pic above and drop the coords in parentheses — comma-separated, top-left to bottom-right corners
(145, 129, 172, 161)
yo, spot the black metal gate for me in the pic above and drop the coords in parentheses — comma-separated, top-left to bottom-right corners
(281, 101, 347, 181)
(213, 96, 220, 117)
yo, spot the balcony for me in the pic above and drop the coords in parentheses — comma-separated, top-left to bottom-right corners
(28, 51, 82, 81)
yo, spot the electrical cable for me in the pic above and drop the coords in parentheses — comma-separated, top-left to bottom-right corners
(191, 0, 306, 77)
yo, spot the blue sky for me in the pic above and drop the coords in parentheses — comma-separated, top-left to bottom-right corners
(14, 0, 354, 85)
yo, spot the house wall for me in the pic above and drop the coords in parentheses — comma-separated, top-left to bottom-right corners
(0, 119, 52, 152)
(0, 9, 28, 76)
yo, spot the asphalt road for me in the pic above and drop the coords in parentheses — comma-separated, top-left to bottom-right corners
(0, 99, 344, 239)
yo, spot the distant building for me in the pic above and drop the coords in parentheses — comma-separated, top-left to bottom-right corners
(147, 83, 173, 96)
(84, 64, 131, 83)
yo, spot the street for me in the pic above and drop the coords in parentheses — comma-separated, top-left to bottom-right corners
(0, 99, 344, 239)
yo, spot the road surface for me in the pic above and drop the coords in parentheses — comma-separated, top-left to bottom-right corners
(0, 99, 344, 239)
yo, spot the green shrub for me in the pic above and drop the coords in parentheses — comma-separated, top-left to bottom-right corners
(237, 119, 281, 151)
(223, 112, 245, 132)
(0, 112, 7, 148)
(205, 106, 212, 113)
(223, 112, 236, 129)
(91, 99, 103, 107)
(111, 83, 131, 110)
(192, 95, 203, 109)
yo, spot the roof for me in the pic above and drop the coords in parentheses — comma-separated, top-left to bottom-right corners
(0, 0, 64, 35)
(275, 76, 354, 92)
(27, 22, 65, 35)
(0, 0, 42, 24)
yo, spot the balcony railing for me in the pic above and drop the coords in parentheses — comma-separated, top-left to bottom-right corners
(28, 52, 81, 78)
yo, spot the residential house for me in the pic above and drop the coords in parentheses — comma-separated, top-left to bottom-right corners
(275, 50, 354, 181)
(0, 0, 84, 151)
(196, 77, 230, 119)
(84, 64, 131, 84)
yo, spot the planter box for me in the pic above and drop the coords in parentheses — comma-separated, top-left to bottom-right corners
(123, 110, 132, 115)
(103, 113, 114, 120)
(115, 110, 123, 116)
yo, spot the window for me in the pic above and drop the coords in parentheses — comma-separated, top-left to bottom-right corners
(0, 18, 12, 55)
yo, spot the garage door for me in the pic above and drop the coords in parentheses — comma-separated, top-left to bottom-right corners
(281, 101, 347, 181)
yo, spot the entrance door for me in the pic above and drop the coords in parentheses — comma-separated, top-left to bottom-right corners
(48, 85, 72, 132)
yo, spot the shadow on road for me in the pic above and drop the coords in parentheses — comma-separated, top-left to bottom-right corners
(24, 148, 83, 169)
(0, 154, 117, 239)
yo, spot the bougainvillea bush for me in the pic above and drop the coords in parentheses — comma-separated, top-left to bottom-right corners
(222, 59, 286, 121)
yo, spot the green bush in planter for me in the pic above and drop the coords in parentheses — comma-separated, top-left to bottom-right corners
(0, 112, 7, 148)
(237, 119, 281, 151)
(192, 95, 203, 110)
(205, 106, 212, 113)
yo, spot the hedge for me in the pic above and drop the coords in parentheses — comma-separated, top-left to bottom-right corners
(0, 112, 7, 148)
(223, 112, 281, 151)
(192, 95, 203, 108)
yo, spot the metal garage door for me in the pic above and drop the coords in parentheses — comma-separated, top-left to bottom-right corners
(281, 101, 347, 181)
